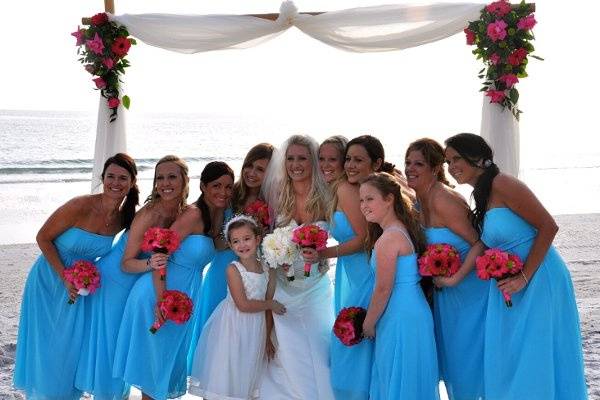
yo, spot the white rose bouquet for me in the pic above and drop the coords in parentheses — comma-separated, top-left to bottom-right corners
(262, 226, 300, 281)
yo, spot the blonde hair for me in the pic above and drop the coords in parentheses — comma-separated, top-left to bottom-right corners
(320, 135, 349, 221)
(361, 172, 425, 255)
(145, 155, 189, 213)
(277, 135, 331, 226)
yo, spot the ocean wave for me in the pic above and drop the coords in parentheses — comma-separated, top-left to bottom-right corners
(0, 156, 229, 176)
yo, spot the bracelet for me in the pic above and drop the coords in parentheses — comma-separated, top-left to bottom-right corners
(335, 245, 340, 258)
(146, 257, 152, 271)
(520, 270, 529, 285)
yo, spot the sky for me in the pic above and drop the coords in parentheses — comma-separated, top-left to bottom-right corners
(0, 0, 598, 168)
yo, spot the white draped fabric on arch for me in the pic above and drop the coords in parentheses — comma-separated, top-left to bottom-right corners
(91, 1, 520, 191)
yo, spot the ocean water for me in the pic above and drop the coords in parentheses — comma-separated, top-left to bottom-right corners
(1, 109, 599, 244)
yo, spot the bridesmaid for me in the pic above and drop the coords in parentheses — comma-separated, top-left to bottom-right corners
(13, 153, 137, 400)
(75, 155, 188, 399)
(190, 144, 272, 371)
(360, 172, 439, 400)
(318, 135, 350, 315)
(405, 138, 488, 400)
(113, 161, 233, 400)
(305, 135, 377, 399)
(445, 133, 588, 400)
(319, 135, 347, 185)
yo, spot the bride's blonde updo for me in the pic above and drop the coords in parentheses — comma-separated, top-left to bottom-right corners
(274, 135, 331, 227)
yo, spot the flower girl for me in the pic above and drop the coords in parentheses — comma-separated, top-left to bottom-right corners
(189, 215, 286, 400)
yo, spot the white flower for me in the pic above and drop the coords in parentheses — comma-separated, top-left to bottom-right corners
(262, 226, 299, 275)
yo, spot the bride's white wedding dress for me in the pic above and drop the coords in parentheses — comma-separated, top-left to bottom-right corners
(260, 220, 335, 400)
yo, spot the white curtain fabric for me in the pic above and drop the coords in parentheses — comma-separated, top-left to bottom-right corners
(481, 99, 520, 176)
(92, 1, 521, 190)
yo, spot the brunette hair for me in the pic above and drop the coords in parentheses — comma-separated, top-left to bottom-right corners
(232, 143, 274, 213)
(225, 216, 261, 242)
(361, 172, 426, 255)
(445, 133, 499, 233)
(346, 135, 395, 174)
(406, 138, 452, 187)
(196, 161, 235, 234)
(145, 155, 189, 213)
(101, 153, 139, 229)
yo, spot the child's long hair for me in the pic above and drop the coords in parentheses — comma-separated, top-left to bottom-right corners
(362, 172, 426, 256)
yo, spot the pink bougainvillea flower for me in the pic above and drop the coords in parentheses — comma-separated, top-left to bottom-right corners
(111, 37, 131, 58)
(517, 14, 537, 31)
(487, 20, 508, 42)
(464, 28, 476, 45)
(71, 27, 85, 46)
(499, 74, 519, 88)
(507, 48, 528, 66)
(103, 58, 114, 69)
(489, 53, 501, 65)
(485, 90, 506, 103)
(485, 0, 512, 17)
(86, 32, 105, 55)
(107, 97, 120, 109)
(93, 77, 106, 89)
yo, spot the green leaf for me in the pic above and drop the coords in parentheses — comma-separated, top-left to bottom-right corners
(509, 88, 519, 103)
(122, 95, 131, 109)
(530, 54, 544, 61)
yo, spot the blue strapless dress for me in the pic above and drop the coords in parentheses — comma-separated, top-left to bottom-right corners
(426, 227, 488, 400)
(481, 208, 588, 400)
(330, 211, 374, 400)
(369, 250, 440, 400)
(113, 234, 215, 400)
(14, 227, 114, 400)
(188, 208, 237, 373)
(75, 231, 143, 400)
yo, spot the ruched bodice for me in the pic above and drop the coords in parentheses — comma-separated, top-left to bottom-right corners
(479, 207, 588, 399)
(14, 227, 114, 400)
(482, 207, 538, 255)
(113, 233, 215, 400)
(227, 261, 268, 301)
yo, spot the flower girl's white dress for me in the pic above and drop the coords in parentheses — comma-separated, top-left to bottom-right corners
(189, 260, 268, 400)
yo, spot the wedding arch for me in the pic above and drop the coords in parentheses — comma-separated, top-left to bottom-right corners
(84, 0, 535, 192)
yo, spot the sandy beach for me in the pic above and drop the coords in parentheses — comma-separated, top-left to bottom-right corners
(1, 213, 598, 399)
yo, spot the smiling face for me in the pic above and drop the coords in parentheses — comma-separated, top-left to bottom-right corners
(154, 161, 184, 202)
(201, 174, 234, 209)
(242, 158, 269, 189)
(445, 146, 481, 186)
(102, 163, 134, 200)
(404, 149, 437, 192)
(345, 144, 380, 184)
(228, 224, 260, 260)
(319, 143, 344, 183)
(286, 144, 312, 182)
(359, 182, 393, 225)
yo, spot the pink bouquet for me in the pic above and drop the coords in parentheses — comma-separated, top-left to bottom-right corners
(333, 307, 367, 346)
(149, 290, 193, 334)
(418, 243, 462, 279)
(244, 199, 271, 231)
(63, 260, 100, 304)
(140, 227, 180, 281)
(476, 248, 524, 307)
(291, 225, 328, 277)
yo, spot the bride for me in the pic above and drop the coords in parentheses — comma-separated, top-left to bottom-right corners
(260, 134, 335, 400)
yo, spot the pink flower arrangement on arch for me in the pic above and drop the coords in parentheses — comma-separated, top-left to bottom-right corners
(465, 0, 542, 119)
(72, 12, 135, 121)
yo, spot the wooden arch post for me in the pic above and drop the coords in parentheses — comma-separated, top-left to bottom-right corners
(105, 0, 114, 14)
